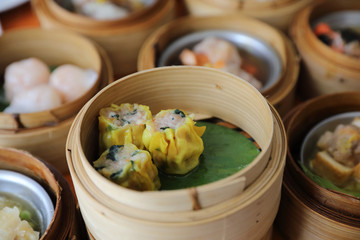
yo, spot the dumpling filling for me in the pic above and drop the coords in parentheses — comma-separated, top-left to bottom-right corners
(143, 109, 206, 175)
(98, 103, 152, 152)
(93, 143, 160, 191)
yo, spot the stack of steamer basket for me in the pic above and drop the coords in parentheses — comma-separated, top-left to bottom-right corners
(276, 0, 360, 239)
(0, 28, 113, 174)
(183, 0, 312, 32)
(31, 0, 175, 78)
(66, 67, 287, 240)
(137, 15, 299, 117)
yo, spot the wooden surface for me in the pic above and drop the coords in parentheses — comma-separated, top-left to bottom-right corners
(0, 2, 285, 239)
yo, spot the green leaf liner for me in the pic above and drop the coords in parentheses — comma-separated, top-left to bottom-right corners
(299, 162, 360, 198)
(159, 121, 260, 190)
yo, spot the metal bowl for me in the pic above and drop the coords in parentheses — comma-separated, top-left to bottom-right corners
(157, 30, 282, 91)
(0, 170, 54, 236)
(311, 10, 360, 30)
(300, 111, 360, 169)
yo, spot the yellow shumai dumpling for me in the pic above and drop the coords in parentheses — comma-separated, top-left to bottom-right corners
(93, 143, 160, 191)
(143, 109, 206, 175)
(98, 103, 152, 153)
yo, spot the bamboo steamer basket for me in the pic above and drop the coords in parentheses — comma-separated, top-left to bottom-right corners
(276, 92, 360, 239)
(0, 28, 114, 174)
(183, 0, 312, 31)
(66, 66, 287, 239)
(0, 28, 101, 130)
(290, 0, 360, 99)
(31, 0, 175, 78)
(0, 147, 88, 239)
(138, 15, 299, 116)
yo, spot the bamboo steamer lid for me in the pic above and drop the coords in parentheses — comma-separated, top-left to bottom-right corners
(66, 66, 287, 239)
(0, 28, 114, 174)
(183, 0, 312, 31)
(138, 15, 299, 116)
(276, 92, 360, 239)
(31, 0, 176, 78)
(0, 147, 87, 239)
(290, 0, 360, 99)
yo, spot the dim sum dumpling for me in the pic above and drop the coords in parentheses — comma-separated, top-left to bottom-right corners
(142, 109, 206, 175)
(98, 103, 152, 153)
(3, 84, 62, 114)
(4, 58, 50, 102)
(49, 64, 97, 103)
(79, 1, 129, 20)
(93, 143, 160, 191)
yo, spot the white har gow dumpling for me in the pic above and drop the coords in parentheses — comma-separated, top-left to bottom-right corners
(80, 2, 129, 20)
(4, 58, 50, 102)
(49, 64, 98, 103)
(4, 84, 62, 114)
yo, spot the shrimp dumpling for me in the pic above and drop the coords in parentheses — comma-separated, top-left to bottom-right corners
(79, 1, 129, 20)
(98, 103, 152, 153)
(142, 109, 206, 175)
(4, 58, 50, 102)
(49, 64, 97, 103)
(93, 143, 160, 191)
(3, 85, 62, 114)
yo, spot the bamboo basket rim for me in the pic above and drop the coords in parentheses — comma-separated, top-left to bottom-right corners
(66, 103, 286, 224)
(46, 0, 161, 28)
(201, 0, 300, 10)
(186, 0, 312, 16)
(293, 0, 360, 72)
(0, 28, 102, 130)
(66, 66, 275, 212)
(284, 92, 360, 218)
(31, 0, 175, 36)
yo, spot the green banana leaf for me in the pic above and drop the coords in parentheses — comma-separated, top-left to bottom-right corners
(159, 121, 260, 190)
(299, 162, 360, 198)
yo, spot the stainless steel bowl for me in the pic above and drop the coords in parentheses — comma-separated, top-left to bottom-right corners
(0, 170, 54, 235)
(312, 10, 360, 30)
(158, 30, 282, 91)
(300, 111, 360, 169)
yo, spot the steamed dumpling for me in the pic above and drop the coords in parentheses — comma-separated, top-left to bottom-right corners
(142, 109, 206, 175)
(4, 58, 50, 102)
(79, 1, 129, 20)
(4, 84, 62, 114)
(98, 103, 152, 153)
(93, 143, 160, 191)
(49, 64, 97, 103)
